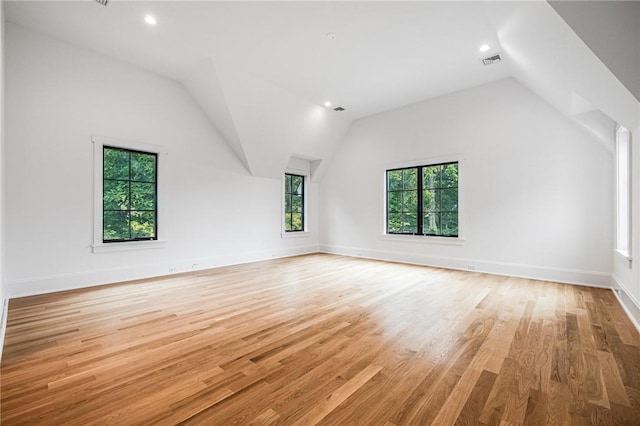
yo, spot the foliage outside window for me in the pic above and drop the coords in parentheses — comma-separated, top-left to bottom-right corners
(103, 146, 157, 242)
(387, 162, 458, 237)
(284, 173, 304, 232)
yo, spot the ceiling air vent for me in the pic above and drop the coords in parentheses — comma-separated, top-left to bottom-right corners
(94, 0, 109, 6)
(482, 54, 502, 66)
(333, 107, 345, 112)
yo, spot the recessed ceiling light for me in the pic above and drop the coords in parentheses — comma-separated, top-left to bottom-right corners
(479, 44, 490, 53)
(326, 32, 336, 40)
(144, 15, 157, 25)
(324, 101, 331, 107)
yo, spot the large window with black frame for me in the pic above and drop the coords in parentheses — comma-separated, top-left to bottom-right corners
(284, 173, 305, 232)
(103, 146, 158, 242)
(386, 162, 458, 237)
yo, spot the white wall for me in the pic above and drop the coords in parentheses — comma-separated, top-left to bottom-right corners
(4, 23, 318, 298)
(549, 0, 640, 101)
(0, 1, 7, 358)
(320, 78, 613, 286)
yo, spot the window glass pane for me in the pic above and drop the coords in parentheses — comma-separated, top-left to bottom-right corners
(103, 146, 157, 243)
(423, 166, 440, 189)
(387, 170, 403, 191)
(441, 164, 458, 188)
(130, 182, 156, 211)
(291, 176, 303, 195)
(291, 213, 303, 231)
(403, 168, 417, 190)
(386, 162, 458, 237)
(423, 212, 440, 235)
(104, 148, 129, 180)
(285, 174, 292, 194)
(131, 152, 156, 183)
(104, 211, 130, 241)
(402, 191, 417, 212)
(285, 193, 292, 213)
(388, 192, 401, 213)
(441, 213, 458, 236)
(441, 188, 458, 212)
(423, 190, 441, 212)
(403, 213, 418, 233)
(284, 173, 304, 232)
(388, 213, 402, 233)
(292, 195, 303, 213)
(103, 180, 129, 211)
(285, 213, 292, 231)
(131, 211, 156, 239)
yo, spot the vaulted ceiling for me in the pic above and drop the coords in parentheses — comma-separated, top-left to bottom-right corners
(5, 1, 639, 178)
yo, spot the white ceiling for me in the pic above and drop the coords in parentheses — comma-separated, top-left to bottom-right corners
(5, 1, 638, 178)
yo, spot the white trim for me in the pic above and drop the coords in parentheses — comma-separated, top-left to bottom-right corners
(615, 126, 631, 257)
(611, 274, 640, 332)
(319, 244, 611, 288)
(281, 231, 311, 239)
(0, 298, 9, 363)
(381, 154, 465, 241)
(92, 239, 167, 253)
(378, 233, 466, 245)
(92, 135, 168, 253)
(615, 249, 632, 268)
(7, 245, 319, 299)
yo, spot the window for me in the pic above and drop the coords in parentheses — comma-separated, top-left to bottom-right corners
(284, 173, 304, 232)
(616, 126, 631, 255)
(386, 162, 458, 237)
(103, 146, 157, 242)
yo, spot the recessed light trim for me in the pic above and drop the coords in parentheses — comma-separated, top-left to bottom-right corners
(326, 32, 336, 40)
(479, 44, 490, 53)
(324, 101, 331, 107)
(144, 15, 157, 25)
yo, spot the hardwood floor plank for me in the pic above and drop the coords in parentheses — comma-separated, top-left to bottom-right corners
(1, 254, 639, 424)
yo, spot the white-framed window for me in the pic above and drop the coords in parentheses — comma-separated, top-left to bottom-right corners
(381, 155, 465, 245)
(616, 125, 631, 258)
(92, 135, 167, 253)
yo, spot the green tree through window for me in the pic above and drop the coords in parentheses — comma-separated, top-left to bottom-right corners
(284, 173, 304, 232)
(387, 162, 458, 237)
(103, 146, 157, 242)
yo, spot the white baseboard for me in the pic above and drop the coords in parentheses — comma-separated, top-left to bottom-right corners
(0, 297, 9, 363)
(319, 244, 611, 288)
(7, 245, 319, 299)
(611, 274, 640, 332)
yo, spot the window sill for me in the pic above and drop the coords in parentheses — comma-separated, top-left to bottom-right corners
(379, 234, 466, 246)
(93, 240, 167, 253)
(615, 249, 632, 267)
(281, 231, 310, 239)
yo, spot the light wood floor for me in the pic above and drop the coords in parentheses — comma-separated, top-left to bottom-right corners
(1, 254, 639, 425)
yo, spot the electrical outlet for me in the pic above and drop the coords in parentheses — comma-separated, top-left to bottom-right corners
(191, 263, 198, 269)
(169, 267, 177, 273)
(467, 264, 477, 271)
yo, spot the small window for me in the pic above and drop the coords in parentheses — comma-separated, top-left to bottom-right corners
(616, 126, 631, 254)
(103, 146, 158, 242)
(284, 173, 305, 232)
(386, 162, 459, 237)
